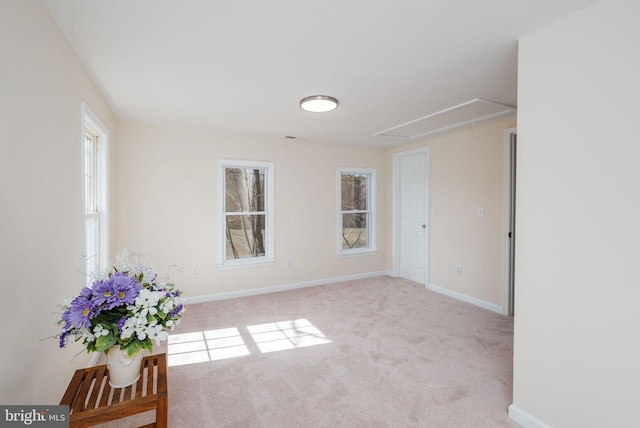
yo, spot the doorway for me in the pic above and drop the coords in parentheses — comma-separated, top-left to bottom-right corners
(393, 148, 429, 285)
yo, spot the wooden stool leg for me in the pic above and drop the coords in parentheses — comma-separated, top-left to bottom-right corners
(156, 395, 168, 428)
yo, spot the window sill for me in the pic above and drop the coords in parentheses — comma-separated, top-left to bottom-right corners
(338, 249, 378, 257)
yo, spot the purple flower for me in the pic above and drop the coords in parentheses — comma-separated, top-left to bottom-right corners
(117, 316, 127, 334)
(63, 296, 96, 329)
(92, 272, 141, 310)
(168, 304, 183, 318)
(90, 279, 114, 308)
(110, 272, 141, 302)
(79, 287, 93, 299)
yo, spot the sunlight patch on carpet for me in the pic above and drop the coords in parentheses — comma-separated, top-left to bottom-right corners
(167, 319, 330, 366)
(167, 327, 250, 366)
(246, 318, 331, 353)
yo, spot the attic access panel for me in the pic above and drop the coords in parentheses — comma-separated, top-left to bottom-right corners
(374, 98, 516, 140)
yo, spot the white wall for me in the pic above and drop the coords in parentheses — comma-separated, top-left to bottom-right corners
(0, 0, 117, 404)
(116, 123, 388, 299)
(386, 116, 516, 310)
(511, 0, 640, 426)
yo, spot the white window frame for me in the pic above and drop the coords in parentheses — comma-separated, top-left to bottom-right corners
(218, 160, 274, 268)
(337, 167, 377, 256)
(81, 102, 109, 283)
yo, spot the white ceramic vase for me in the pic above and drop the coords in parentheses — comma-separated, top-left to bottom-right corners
(106, 346, 143, 388)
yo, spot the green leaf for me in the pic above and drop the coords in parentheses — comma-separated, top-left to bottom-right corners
(95, 332, 116, 353)
(110, 324, 119, 336)
(124, 341, 141, 356)
(121, 338, 153, 356)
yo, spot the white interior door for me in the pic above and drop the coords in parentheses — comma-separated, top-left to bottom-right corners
(397, 149, 429, 284)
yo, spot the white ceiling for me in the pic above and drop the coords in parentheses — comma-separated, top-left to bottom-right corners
(43, 0, 597, 148)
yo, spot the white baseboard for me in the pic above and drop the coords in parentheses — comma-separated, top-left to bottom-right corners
(184, 271, 389, 305)
(426, 283, 504, 314)
(508, 404, 552, 428)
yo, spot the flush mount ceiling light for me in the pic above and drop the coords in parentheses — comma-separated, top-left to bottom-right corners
(300, 95, 338, 113)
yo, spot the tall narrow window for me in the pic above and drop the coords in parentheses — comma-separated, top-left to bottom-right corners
(338, 168, 376, 255)
(82, 103, 108, 283)
(219, 160, 274, 266)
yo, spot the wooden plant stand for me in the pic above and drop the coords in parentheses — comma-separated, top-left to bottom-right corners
(60, 353, 168, 428)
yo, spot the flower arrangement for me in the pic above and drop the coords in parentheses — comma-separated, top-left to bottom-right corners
(57, 250, 185, 356)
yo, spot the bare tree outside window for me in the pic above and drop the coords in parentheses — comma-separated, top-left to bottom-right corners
(224, 167, 266, 259)
(341, 173, 369, 249)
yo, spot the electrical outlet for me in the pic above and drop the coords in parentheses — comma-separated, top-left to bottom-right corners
(191, 267, 199, 278)
(455, 264, 463, 276)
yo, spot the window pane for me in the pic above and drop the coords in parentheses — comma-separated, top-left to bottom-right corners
(225, 214, 266, 259)
(225, 168, 265, 213)
(342, 213, 368, 249)
(85, 216, 99, 280)
(341, 174, 368, 210)
(84, 133, 96, 214)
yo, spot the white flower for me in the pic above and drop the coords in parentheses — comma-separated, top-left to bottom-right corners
(133, 288, 160, 317)
(89, 267, 110, 281)
(120, 313, 147, 340)
(146, 321, 169, 345)
(129, 264, 155, 283)
(77, 330, 95, 343)
(160, 299, 175, 313)
(120, 322, 135, 340)
(93, 325, 110, 337)
(113, 250, 131, 272)
(165, 319, 179, 331)
(66, 332, 79, 344)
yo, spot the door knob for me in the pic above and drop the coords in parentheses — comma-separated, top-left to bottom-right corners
(421, 224, 426, 229)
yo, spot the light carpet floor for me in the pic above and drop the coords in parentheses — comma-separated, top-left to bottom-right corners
(97, 276, 519, 427)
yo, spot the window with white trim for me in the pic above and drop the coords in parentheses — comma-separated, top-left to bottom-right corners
(219, 160, 274, 266)
(338, 168, 376, 255)
(82, 103, 109, 283)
